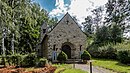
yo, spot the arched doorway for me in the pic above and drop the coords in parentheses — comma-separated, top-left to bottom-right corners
(62, 45, 71, 59)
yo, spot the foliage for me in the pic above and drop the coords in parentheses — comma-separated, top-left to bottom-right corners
(22, 53, 37, 67)
(0, 54, 23, 66)
(9, 54, 22, 66)
(94, 26, 110, 45)
(83, 0, 130, 48)
(91, 6, 104, 30)
(117, 50, 130, 64)
(0, 53, 49, 67)
(105, 0, 130, 29)
(94, 24, 123, 46)
(37, 58, 48, 67)
(82, 16, 94, 35)
(0, 55, 6, 66)
(0, 0, 57, 54)
(105, 46, 117, 59)
(113, 42, 130, 51)
(57, 51, 68, 63)
(104, 0, 130, 41)
(109, 23, 123, 44)
(81, 50, 91, 60)
(93, 58, 130, 73)
(88, 45, 117, 59)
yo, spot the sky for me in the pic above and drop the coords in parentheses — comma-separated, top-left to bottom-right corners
(34, 0, 108, 24)
(34, 0, 130, 37)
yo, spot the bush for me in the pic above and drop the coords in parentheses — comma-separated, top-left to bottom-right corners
(22, 53, 37, 67)
(57, 51, 68, 63)
(81, 50, 91, 60)
(117, 50, 130, 64)
(38, 58, 48, 67)
(0, 54, 22, 66)
(0, 55, 6, 66)
(10, 54, 22, 66)
(88, 45, 117, 59)
(88, 45, 101, 58)
(106, 46, 117, 59)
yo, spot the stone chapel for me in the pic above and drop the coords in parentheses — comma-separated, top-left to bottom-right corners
(38, 13, 87, 60)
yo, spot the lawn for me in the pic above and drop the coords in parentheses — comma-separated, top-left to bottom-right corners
(62, 69, 88, 73)
(53, 64, 72, 73)
(53, 64, 88, 73)
(93, 58, 130, 73)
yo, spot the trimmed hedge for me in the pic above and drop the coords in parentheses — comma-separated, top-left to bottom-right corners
(57, 51, 68, 63)
(81, 50, 91, 60)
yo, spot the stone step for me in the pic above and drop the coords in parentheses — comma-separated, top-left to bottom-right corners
(67, 59, 81, 61)
(52, 59, 82, 64)
(66, 59, 82, 64)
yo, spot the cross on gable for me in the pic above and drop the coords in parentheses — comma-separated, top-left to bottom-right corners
(66, 20, 69, 24)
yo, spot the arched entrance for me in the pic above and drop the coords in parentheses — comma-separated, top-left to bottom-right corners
(62, 45, 71, 59)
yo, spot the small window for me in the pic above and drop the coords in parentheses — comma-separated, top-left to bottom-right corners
(53, 45, 56, 50)
(56, 48, 58, 51)
(43, 29, 46, 33)
(80, 45, 82, 51)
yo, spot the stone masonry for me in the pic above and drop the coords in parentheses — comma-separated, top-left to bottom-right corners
(40, 13, 87, 60)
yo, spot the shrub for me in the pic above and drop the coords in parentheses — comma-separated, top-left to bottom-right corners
(106, 46, 117, 59)
(0, 55, 6, 66)
(57, 51, 68, 63)
(10, 54, 22, 66)
(38, 58, 48, 67)
(88, 45, 117, 59)
(81, 50, 91, 60)
(88, 45, 101, 58)
(117, 50, 130, 64)
(22, 53, 37, 67)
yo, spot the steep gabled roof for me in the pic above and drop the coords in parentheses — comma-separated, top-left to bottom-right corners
(49, 12, 85, 35)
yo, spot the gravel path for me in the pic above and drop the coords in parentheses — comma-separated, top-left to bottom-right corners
(75, 64, 116, 73)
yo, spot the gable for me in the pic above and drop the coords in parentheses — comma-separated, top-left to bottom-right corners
(49, 13, 86, 38)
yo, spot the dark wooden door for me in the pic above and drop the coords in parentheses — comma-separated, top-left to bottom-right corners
(62, 45, 71, 59)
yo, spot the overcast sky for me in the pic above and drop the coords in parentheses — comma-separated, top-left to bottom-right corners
(35, 0, 108, 24)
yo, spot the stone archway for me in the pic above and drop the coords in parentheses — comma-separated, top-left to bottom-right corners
(61, 42, 74, 59)
(62, 45, 71, 59)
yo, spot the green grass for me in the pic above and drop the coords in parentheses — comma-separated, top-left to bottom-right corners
(53, 64, 88, 73)
(62, 69, 88, 73)
(53, 64, 72, 68)
(53, 64, 72, 73)
(93, 58, 130, 73)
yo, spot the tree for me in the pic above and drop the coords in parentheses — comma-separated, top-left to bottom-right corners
(92, 6, 104, 31)
(94, 26, 110, 45)
(82, 16, 94, 35)
(105, 0, 130, 31)
(109, 22, 122, 44)
(0, 0, 57, 54)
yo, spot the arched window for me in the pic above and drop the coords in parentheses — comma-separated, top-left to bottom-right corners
(53, 45, 56, 51)
(80, 45, 82, 51)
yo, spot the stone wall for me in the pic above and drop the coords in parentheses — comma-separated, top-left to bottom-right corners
(47, 13, 87, 59)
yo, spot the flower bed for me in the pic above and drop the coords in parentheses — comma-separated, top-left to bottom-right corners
(0, 66, 56, 73)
